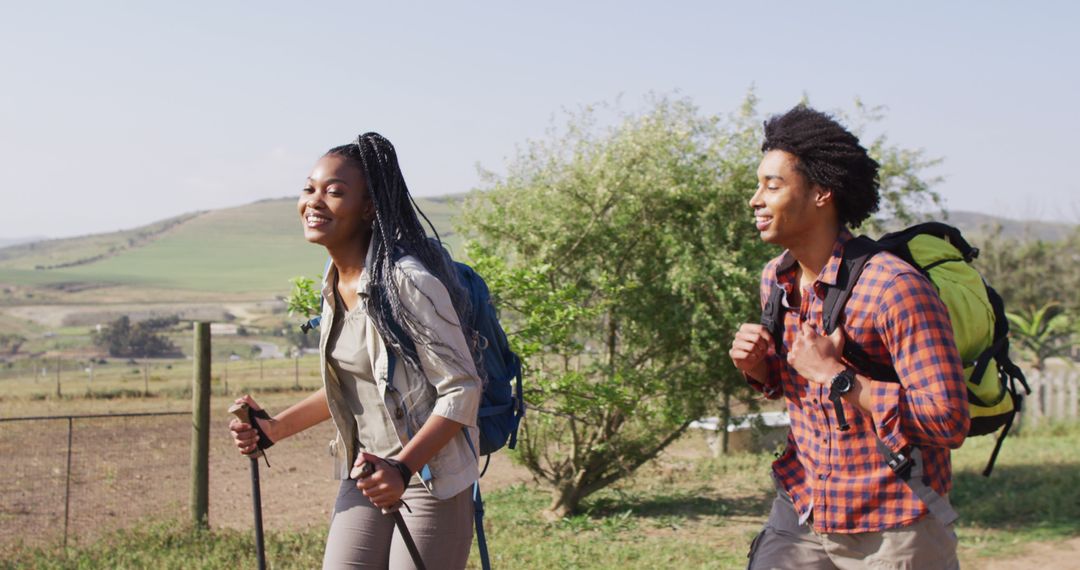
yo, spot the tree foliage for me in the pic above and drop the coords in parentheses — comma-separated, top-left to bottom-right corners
(92, 315, 181, 358)
(0, 333, 26, 356)
(977, 226, 1080, 313)
(286, 276, 322, 319)
(461, 93, 942, 517)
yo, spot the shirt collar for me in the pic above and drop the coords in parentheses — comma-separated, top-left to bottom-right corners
(773, 229, 854, 290)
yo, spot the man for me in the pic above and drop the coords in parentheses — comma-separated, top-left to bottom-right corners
(730, 106, 969, 569)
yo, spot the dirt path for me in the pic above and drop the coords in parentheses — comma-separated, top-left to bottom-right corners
(980, 536, 1080, 570)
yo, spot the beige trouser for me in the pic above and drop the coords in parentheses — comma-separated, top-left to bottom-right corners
(323, 479, 474, 569)
(747, 488, 959, 570)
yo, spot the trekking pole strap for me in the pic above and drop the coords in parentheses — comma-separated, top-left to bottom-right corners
(874, 439, 959, 526)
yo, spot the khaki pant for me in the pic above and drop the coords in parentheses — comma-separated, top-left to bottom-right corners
(323, 479, 474, 569)
(747, 489, 959, 570)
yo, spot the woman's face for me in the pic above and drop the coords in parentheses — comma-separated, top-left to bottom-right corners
(298, 154, 375, 249)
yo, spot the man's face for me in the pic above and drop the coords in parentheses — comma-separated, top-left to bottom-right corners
(750, 149, 825, 247)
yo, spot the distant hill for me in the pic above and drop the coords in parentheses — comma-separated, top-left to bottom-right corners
(938, 211, 1075, 242)
(0, 236, 47, 249)
(0, 197, 1071, 301)
(0, 197, 459, 298)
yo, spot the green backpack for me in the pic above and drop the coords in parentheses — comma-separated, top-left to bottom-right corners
(762, 222, 1031, 477)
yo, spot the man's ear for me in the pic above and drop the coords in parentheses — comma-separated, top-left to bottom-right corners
(813, 185, 834, 208)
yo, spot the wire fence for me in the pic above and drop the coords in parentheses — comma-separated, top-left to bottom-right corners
(0, 412, 190, 550)
(0, 409, 339, 553)
(0, 354, 322, 401)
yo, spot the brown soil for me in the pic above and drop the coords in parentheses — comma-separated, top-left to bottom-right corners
(0, 402, 534, 551)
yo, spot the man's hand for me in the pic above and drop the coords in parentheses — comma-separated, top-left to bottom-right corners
(787, 321, 846, 385)
(730, 323, 774, 382)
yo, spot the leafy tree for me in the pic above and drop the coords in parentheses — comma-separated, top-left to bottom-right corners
(977, 227, 1077, 313)
(92, 315, 181, 358)
(0, 333, 26, 355)
(284, 276, 322, 347)
(286, 276, 321, 318)
(1006, 302, 1074, 370)
(461, 94, 942, 517)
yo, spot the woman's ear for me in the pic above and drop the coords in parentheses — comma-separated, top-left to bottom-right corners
(360, 196, 376, 224)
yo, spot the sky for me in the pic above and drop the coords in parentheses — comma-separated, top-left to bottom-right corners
(1, 1, 1077, 239)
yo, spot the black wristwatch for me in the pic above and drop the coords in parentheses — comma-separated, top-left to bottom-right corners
(830, 367, 856, 397)
(828, 367, 856, 431)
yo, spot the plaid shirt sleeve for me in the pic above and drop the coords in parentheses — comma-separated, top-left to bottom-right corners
(869, 270, 970, 452)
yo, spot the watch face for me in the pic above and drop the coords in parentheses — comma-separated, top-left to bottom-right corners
(831, 370, 854, 394)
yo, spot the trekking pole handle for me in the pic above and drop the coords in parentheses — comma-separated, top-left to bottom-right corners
(350, 460, 402, 515)
(228, 402, 265, 459)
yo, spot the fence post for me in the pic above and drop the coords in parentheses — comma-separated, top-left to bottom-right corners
(191, 322, 211, 529)
(55, 354, 61, 398)
(63, 416, 73, 549)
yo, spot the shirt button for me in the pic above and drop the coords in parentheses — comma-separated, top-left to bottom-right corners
(395, 408, 404, 419)
(818, 474, 827, 480)
(813, 398, 819, 404)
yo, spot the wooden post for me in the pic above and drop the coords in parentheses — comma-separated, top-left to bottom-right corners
(294, 349, 300, 390)
(55, 354, 62, 398)
(191, 322, 211, 529)
(1068, 374, 1078, 420)
(720, 390, 732, 456)
(143, 361, 150, 397)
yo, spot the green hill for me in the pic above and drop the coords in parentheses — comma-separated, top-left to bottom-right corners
(0, 197, 461, 299)
(0, 196, 1071, 304)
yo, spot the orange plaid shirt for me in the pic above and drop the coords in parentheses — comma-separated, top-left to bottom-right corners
(749, 230, 969, 533)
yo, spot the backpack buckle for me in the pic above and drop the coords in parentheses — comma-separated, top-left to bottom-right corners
(887, 448, 914, 478)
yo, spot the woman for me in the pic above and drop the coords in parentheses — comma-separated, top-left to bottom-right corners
(229, 133, 482, 569)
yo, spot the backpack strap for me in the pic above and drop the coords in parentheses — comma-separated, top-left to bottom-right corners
(818, 237, 902, 383)
(874, 438, 959, 525)
(760, 283, 787, 354)
(462, 429, 492, 570)
(821, 236, 878, 335)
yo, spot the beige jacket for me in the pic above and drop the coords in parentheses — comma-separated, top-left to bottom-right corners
(320, 245, 482, 500)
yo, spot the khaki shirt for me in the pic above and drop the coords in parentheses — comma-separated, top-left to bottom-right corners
(320, 244, 481, 500)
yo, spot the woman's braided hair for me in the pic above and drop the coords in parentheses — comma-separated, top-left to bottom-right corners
(761, 106, 881, 228)
(326, 133, 479, 381)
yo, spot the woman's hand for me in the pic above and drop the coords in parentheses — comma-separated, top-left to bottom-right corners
(352, 452, 408, 510)
(228, 395, 275, 456)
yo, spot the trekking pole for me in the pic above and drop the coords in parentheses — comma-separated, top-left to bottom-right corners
(229, 402, 268, 570)
(353, 461, 427, 570)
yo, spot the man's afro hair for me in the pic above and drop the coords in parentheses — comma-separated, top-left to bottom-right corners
(762, 106, 881, 228)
